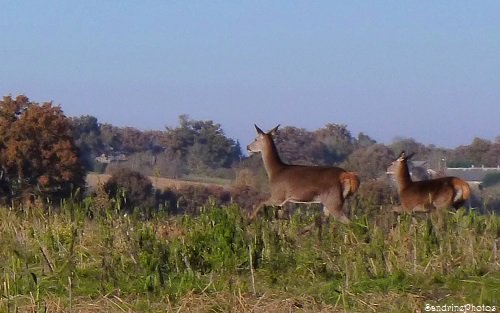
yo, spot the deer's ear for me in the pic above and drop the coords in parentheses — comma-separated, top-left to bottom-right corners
(254, 124, 264, 135)
(398, 151, 415, 162)
(269, 124, 280, 135)
(397, 151, 406, 161)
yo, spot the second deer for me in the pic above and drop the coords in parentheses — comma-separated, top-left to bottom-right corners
(388, 151, 471, 213)
(247, 124, 359, 224)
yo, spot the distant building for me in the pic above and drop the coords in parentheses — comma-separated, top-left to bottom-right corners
(445, 166, 500, 189)
(95, 153, 128, 164)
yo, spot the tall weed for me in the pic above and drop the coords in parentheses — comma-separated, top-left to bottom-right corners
(0, 198, 498, 312)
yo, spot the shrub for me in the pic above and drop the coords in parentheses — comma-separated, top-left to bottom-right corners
(482, 172, 500, 188)
(229, 184, 266, 215)
(350, 180, 397, 212)
(105, 168, 156, 215)
(175, 185, 231, 215)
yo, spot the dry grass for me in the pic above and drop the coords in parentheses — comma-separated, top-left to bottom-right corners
(4, 290, 437, 312)
(1, 199, 498, 313)
(86, 173, 232, 192)
(6, 292, 343, 313)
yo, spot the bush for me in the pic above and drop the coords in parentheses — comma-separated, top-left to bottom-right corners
(175, 185, 231, 215)
(155, 185, 233, 216)
(105, 168, 156, 215)
(350, 180, 397, 212)
(482, 172, 500, 188)
(154, 183, 263, 217)
(229, 184, 266, 215)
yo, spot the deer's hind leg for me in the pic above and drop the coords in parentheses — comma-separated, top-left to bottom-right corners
(321, 192, 351, 224)
(412, 202, 434, 213)
(248, 196, 287, 221)
(451, 200, 466, 210)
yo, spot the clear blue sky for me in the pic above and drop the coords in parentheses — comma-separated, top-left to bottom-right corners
(2, 1, 499, 149)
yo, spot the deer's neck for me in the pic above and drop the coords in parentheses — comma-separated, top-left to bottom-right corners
(395, 162, 413, 191)
(261, 139, 286, 177)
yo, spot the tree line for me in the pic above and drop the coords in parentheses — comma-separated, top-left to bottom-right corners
(1, 94, 500, 212)
(73, 113, 500, 179)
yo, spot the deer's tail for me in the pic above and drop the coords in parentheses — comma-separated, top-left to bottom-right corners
(340, 171, 359, 199)
(452, 177, 471, 204)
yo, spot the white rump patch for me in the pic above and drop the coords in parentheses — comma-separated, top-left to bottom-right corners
(342, 181, 351, 198)
(453, 188, 463, 203)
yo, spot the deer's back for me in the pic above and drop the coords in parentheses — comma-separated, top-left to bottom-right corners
(400, 176, 456, 208)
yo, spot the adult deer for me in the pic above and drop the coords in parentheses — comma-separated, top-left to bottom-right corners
(246, 124, 359, 224)
(388, 151, 470, 213)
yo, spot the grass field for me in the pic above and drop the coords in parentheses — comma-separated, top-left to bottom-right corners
(86, 173, 232, 192)
(0, 195, 498, 312)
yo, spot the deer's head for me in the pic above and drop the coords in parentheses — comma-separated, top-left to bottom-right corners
(388, 151, 415, 174)
(247, 124, 280, 154)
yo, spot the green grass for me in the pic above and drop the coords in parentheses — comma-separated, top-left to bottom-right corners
(181, 174, 233, 185)
(0, 199, 499, 312)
